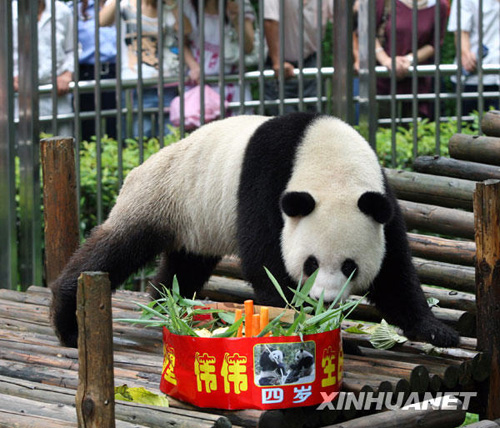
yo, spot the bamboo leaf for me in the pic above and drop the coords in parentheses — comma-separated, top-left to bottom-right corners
(264, 267, 290, 306)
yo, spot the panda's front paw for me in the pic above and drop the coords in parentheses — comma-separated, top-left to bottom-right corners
(404, 317, 460, 348)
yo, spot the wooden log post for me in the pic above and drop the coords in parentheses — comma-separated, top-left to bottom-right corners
(481, 110, 500, 138)
(41, 137, 79, 285)
(450, 134, 500, 166)
(385, 169, 475, 210)
(474, 180, 500, 419)
(414, 156, 500, 182)
(76, 272, 115, 428)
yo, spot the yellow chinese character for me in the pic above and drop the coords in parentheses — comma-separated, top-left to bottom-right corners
(221, 352, 248, 394)
(338, 347, 344, 383)
(163, 344, 177, 385)
(321, 346, 337, 387)
(194, 352, 218, 393)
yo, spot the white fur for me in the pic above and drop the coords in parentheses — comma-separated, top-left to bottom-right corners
(281, 116, 386, 301)
(106, 115, 271, 255)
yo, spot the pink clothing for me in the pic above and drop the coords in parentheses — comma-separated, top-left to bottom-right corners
(375, 0, 449, 116)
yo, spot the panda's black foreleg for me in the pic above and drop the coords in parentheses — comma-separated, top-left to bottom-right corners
(50, 224, 172, 348)
(150, 250, 221, 300)
(369, 204, 460, 348)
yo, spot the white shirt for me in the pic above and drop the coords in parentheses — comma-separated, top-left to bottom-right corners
(448, 0, 500, 85)
(263, 0, 334, 61)
(13, 0, 74, 135)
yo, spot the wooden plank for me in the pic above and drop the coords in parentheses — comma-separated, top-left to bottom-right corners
(323, 406, 465, 428)
(0, 410, 78, 428)
(474, 180, 500, 419)
(0, 375, 235, 428)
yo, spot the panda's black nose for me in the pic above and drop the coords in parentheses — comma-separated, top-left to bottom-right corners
(342, 259, 358, 279)
(304, 256, 319, 277)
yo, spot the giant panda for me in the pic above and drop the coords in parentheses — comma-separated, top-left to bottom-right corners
(258, 349, 287, 386)
(50, 112, 460, 349)
(285, 349, 315, 384)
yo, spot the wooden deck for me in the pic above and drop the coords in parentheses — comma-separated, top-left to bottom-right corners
(0, 280, 486, 428)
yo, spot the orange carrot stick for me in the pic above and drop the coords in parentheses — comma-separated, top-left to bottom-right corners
(244, 300, 254, 337)
(260, 306, 269, 336)
(252, 314, 261, 337)
(235, 309, 243, 338)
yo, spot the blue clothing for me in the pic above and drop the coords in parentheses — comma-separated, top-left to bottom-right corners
(125, 87, 178, 138)
(70, 0, 116, 64)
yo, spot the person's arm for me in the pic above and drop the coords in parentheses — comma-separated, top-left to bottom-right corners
(352, 31, 359, 73)
(99, 0, 116, 27)
(226, 1, 254, 54)
(183, 43, 200, 84)
(456, 30, 476, 73)
(264, 19, 294, 79)
(375, 37, 411, 80)
(57, 70, 73, 96)
(401, 44, 434, 67)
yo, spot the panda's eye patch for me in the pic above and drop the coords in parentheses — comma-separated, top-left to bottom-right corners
(342, 259, 358, 279)
(304, 256, 319, 276)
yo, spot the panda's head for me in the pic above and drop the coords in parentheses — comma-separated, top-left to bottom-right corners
(269, 349, 284, 365)
(280, 190, 393, 302)
(294, 348, 313, 363)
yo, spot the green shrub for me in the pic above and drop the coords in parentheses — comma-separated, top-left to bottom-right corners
(376, 115, 480, 170)
(78, 130, 182, 236)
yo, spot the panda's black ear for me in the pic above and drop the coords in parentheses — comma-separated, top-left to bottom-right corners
(358, 192, 393, 224)
(281, 192, 316, 217)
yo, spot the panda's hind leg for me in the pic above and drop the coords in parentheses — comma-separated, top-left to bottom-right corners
(150, 250, 221, 300)
(50, 223, 173, 347)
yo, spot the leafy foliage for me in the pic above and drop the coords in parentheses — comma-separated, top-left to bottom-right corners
(115, 277, 244, 338)
(78, 131, 181, 235)
(375, 114, 480, 170)
(264, 268, 363, 338)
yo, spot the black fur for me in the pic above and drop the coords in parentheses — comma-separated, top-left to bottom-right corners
(358, 191, 393, 224)
(237, 113, 318, 305)
(366, 175, 459, 347)
(280, 191, 316, 217)
(149, 250, 222, 300)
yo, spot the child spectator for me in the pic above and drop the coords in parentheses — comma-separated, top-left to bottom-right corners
(183, 0, 256, 115)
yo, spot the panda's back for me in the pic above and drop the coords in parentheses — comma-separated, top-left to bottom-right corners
(107, 115, 271, 256)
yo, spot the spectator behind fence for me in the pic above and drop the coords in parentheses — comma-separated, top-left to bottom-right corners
(183, 0, 256, 115)
(448, 0, 500, 116)
(13, 0, 74, 137)
(263, 0, 334, 115)
(71, 0, 117, 141)
(373, 0, 449, 119)
(100, 0, 192, 138)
